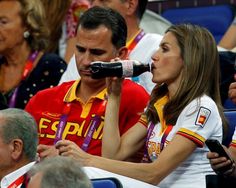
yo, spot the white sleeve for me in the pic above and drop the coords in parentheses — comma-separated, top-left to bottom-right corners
(176, 96, 222, 147)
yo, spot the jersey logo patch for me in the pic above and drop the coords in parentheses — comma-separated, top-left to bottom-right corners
(42, 112, 61, 119)
(195, 107, 211, 128)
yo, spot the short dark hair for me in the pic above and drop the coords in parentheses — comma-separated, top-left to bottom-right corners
(78, 6, 127, 49)
(137, 0, 148, 20)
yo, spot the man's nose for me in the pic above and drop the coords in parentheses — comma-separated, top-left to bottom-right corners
(81, 52, 93, 66)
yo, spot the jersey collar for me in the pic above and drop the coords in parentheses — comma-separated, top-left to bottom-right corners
(63, 80, 107, 103)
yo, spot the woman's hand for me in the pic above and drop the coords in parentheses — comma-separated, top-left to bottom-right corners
(55, 140, 92, 166)
(37, 144, 59, 160)
(106, 77, 123, 96)
(106, 58, 124, 96)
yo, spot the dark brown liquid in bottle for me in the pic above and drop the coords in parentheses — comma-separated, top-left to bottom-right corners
(90, 60, 150, 79)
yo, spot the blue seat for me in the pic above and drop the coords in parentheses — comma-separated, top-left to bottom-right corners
(222, 110, 236, 146)
(91, 177, 123, 188)
(161, 5, 234, 43)
(224, 99, 236, 110)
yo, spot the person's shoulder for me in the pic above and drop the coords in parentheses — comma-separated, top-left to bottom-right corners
(36, 53, 67, 76)
(39, 53, 67, 66)
(201, 95, 219, 109)
(25, 81, 76, 110)
(199, 95, 217, 105)
(137, 32, 163, 49)
(187, 95, 218, 111)
(32, 81, 75, 99)
(143, 32, 163, 41)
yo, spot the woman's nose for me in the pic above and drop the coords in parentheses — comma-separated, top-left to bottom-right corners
(151, 51, 159, 61)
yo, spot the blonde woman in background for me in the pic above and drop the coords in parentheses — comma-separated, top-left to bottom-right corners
(0, 0, 67, 109)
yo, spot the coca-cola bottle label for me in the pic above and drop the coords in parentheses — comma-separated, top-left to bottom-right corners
(122, 60, 134, 77)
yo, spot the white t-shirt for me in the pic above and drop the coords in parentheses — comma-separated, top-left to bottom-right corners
(147, 95, 222, 188)
(1, 162, 35, 188)
(59, 33, 163, 94)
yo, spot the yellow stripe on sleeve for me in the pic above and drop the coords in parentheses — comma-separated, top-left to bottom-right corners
(139, 114, 148, 127)
(177, 128, 205, 147)
(230, 140, 236, 148)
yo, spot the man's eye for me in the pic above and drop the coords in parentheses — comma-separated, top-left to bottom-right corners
(0, 19, 7, 25)
(90, 49, 105, 56)
(76, 46, 85, 53)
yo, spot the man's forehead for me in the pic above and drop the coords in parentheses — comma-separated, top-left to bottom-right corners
(90, 0, 125, 7)
(76, 44, 107, 52)
(77, 26, 112, 44)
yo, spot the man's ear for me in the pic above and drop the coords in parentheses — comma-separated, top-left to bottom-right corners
(10, 139, 24, 161)
(117, 47, 128, 59)
(125, 0, 138, 17)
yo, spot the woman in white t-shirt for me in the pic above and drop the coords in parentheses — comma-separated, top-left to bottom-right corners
(56, 23, 227, 188)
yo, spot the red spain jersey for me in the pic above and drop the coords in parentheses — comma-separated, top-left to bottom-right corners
(25, 79, 149, 156)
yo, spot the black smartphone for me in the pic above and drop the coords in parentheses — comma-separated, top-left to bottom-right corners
(205, 139, 233, 173)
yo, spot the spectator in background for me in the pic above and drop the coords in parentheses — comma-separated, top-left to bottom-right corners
(218, 17, 236, 107)
(218, 17, 236, 51)
(40, 0, 71, 55)
(63, 0, 90, 63)
(25, 7, 149, 161)
(0, 108, 38, 188)
(27, 156, 92, 188)
(208, 12, 236, 179)
(59, 0, 163, 94)
(56, 24, 227, 188)
(41, 0, 90, 63)
(0, 0, 67, 109)
(218, 50, 236, 105)
(228, 75, 236, 104)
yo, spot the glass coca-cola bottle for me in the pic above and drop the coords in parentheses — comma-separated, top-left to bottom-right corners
(90, 60, 150, 79)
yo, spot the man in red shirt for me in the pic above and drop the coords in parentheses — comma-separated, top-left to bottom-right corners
(25, 7, 149, 159)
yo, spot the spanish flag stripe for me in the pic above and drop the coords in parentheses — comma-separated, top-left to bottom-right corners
(230, 140, 236, 148)
(138, 118, 148, 127)
(177, 128, 205, 147)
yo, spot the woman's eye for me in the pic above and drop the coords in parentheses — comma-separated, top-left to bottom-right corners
(162, 47, 168, 52)
(0, 19, 7, 25)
